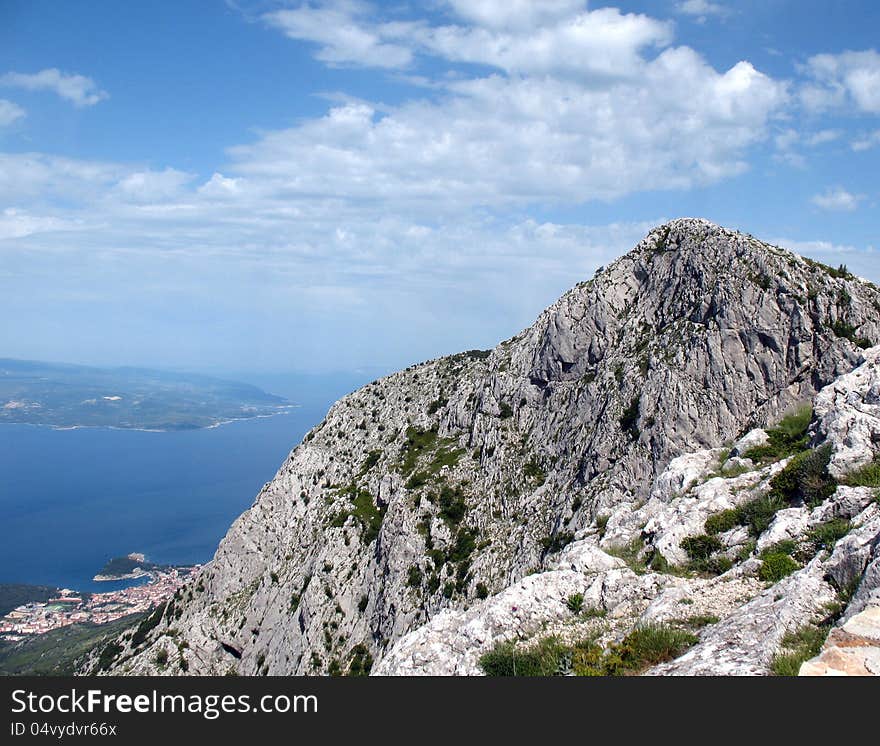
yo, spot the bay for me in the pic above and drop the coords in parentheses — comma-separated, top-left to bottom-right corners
(0, 399, 331, 593)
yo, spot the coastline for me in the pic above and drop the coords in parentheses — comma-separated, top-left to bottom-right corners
(0, 404, 298, 434)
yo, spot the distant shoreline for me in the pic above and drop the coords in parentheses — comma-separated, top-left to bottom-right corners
(0, 405, 299, 434)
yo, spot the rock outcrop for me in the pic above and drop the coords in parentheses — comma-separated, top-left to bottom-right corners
(86, 219, 880, 677)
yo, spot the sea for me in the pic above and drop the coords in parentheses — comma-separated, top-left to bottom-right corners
(0, 372, 374, 594)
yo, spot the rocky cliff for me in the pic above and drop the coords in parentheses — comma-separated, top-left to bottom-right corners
(87, 218, 880, 676)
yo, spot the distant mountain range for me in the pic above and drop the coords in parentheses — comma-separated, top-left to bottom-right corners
(0, 358, 289, 430)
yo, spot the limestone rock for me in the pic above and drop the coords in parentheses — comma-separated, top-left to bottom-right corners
(89, 219, 880, 676)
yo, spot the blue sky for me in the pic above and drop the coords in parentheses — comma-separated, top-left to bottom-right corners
(1, 1, 878, 375)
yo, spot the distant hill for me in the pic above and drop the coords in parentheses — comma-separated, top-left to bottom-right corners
(0, 358, 290, 430)
(0, 584, 60, 616)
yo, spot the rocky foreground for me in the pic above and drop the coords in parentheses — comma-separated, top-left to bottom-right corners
(85, 219, 880, 676)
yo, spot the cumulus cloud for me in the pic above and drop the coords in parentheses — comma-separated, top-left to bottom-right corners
(0, 99, 25, 126)
(264, 1, 673, 78)
(811, 187, 864, 212)
(0, 68, 108, 107)
(800, 49, 880, 113)
(263, 1, 415, 68)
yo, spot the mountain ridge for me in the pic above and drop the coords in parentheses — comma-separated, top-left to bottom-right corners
(87, 218, 880, 675)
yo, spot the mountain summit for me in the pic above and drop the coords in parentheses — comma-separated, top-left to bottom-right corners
(89, 219, 880, 676)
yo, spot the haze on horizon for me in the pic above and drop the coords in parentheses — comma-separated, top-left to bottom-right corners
(1, 0, 878, 377)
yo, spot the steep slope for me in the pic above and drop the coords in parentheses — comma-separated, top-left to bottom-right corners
(90, 218, 880, 676)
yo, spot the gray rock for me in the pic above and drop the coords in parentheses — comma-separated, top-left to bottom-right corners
(89, 219, 880, 676)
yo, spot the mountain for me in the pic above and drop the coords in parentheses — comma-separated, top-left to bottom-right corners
(87, 218, 880, 676)
(0, 359, 289, 430)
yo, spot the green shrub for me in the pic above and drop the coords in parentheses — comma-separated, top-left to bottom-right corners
(131, 603, 165, 648)
(680, 534, 723, 561)
(155, 649, 169, 667)
(437, 484, 467, 526)
(742, 406, 812, 462)
(619, 396, 640, 439)
(618, 624, 699, 668)
(805, 519, 851, 552)
(738, 493, 787, 537)
(499, 402, 513, 419)
(479, 637, 568, 677)
(480, 623, 698, 678)
(347, 644, 373, 676)
(540, 531, 575, 555)
(758, 553, 800, 582)
(475, 582, 489, 599)
(841, 457, 880, 488)
(523, 459, 546, 485)
(596, 514, 610, 537)
(704, 509, 739, 535)
(407, 565, 423, 588)
(830, 319, 873, 348)
(769, 444, 836, 507)
(96, 641, 124, 672)
(357, 595, 368, 613)
(358, 450, 382, 475)
(449, 529, 477, 563)
(566, 593, 584, 614)
(770, 624, 828, 676)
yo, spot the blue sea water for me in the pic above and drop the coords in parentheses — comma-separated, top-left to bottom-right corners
(0, 403, 331, 593)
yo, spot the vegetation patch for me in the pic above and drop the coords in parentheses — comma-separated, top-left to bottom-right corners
(346, 644, 373, 676)
(606, 537, 647, 574)
(770, 624, 828, 676)
(523, 458, 547, 486)
(829, 319, 873, 349)
(769, 444, 836, 507)
(479, 623, 698, 677)
(805, 518, 851, 553)
(131, 603, 166, 648)
(540, 531, 575, 556)
(358, 450, 382, 476)
(841, 457, 880, 488)
(704, 509, 740, 535)
(742, 406, 812, 463)
(330, 485, 386, 544)
(619, 396, 640, 440)
(758, 549, 800, 583)
(680, 534, 732, 575)
(566, 593, 584, 614)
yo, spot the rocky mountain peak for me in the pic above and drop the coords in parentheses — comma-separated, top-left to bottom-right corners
(88, 220, 880, 677)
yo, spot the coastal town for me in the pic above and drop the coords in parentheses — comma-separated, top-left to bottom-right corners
(0, 566, 199, 640)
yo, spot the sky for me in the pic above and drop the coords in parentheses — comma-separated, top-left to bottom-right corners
(1, 0, 878, 376)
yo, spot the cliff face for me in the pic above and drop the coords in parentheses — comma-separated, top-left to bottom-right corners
(90, 219, 880, 676)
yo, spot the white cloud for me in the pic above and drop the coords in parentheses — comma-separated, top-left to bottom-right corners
(811, 187, 864, 212)
(773, 127, 841, 167)
(0, 99, 25, 126)
(445, 1, 586, 30)
(263, 2, 673, 78)
(115, 168, 194, 202)
(0, 69, 108, 107)
(675, 1, 731, 23)
(0, 208, 83, 240)
(263, 2, 415, 69)
(800, 49, 880, 113)
(197, 172, 242, 197)
(852, 129, 880, 151)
